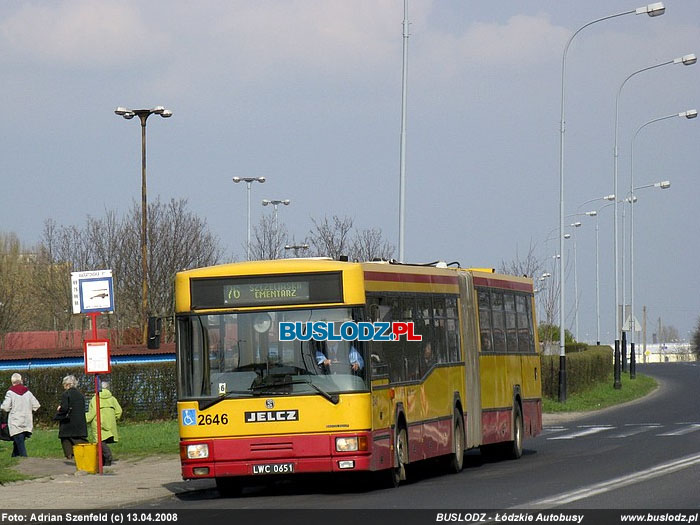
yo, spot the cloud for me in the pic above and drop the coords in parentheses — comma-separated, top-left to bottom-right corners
(0, 1, 170, 67)
(414, 13, 568, 81)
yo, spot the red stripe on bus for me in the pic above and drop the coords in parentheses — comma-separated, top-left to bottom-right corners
(363, 271, 459, 286)
(472, 276, 532, 293)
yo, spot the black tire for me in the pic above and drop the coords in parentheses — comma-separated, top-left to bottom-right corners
(385, 425, 408, 488)
(447, 410, 465, 473)
(505, 403, 523, 460)
(215, 476, 243, 497)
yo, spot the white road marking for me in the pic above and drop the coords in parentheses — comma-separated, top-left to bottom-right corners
(657, 424, 700, 436)
(608, 424, 660, 438)
(547, 426, 613, 440)
(525, 452, 700, 508)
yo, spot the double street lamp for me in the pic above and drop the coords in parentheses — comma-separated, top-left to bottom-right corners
(557, 2, 665, 402)
(114, 106, 172, 345)
(233, 177, 266, 260)
(262, 199, 291, 231)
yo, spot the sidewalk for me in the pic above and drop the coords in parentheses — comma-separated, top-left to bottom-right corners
(0, 455, 211, 509)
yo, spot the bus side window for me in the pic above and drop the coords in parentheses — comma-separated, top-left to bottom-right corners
(516, 294, 532, 353)
(446, 297, 461, 362)
(477, 289, 493, 352)
(504, 292, 518, 353)
(490, 291, 506, 353)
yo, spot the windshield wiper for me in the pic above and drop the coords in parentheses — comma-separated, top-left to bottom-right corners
(198, 390, 254, 411)
(251, 378, 339, 405)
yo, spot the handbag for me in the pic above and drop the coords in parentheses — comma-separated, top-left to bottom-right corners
(53, 407, 72, 422)
(0, 411, 11, 441)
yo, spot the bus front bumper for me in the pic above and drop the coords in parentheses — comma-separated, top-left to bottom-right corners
(181, 431, 382, 479)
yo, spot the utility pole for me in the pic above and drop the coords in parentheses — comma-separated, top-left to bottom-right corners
(642, 305, 647, 364)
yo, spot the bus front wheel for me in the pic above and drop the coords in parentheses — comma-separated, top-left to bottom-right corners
(387, 426, 408, 488)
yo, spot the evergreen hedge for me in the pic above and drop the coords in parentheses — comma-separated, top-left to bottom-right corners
(0, 362, 177, 425)
(541, 346, 612, 399)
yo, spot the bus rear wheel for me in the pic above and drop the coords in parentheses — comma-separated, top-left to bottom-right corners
(447, 410, 465, 473)
(505, 404, 523, 460)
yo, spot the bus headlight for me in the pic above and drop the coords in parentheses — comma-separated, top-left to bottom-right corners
(335, 436, 367, 452)
(186, 443, 209, 459)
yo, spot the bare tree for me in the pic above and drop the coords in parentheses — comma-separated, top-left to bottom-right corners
(350, 227, 395, 262)
(250, 213, 288, 260)
(499, 241, 543, 279)
(307, 216, 354, 259)
(38, 198, 222, 342)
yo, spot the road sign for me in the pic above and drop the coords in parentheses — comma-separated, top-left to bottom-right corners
(622, 315, 641, 332)
(71, 270, 114, 314)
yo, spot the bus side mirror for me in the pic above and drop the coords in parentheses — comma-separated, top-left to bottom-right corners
(147, 316, 162, 349)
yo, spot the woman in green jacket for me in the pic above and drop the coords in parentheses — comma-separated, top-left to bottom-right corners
(86, 380, 122, 466)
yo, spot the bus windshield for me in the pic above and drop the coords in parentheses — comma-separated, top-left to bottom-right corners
(177, 307, 368, 401)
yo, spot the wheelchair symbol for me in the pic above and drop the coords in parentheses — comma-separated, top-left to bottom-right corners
(182, 409, 197, 426)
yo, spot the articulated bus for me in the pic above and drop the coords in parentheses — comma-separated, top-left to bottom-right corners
(175, 258, 542, 494)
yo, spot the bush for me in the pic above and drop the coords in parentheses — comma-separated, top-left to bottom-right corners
(0, 362, 176, 425)
(541, 347, 612, 399)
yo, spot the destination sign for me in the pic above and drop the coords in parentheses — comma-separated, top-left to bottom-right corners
(225, 281, 310, 305)
(190, 272, 343, 309)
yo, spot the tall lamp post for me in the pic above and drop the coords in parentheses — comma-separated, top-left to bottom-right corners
(114, 106, 172, 345)
(233, 177, 266, 260)
(591, 202, 617, 346)
(628, 110, 694, 373)
(558, 2, 665, 402)
(262, 199, 291, 231)
(577, 195, 615, 345)
(613, 53, 695, 359)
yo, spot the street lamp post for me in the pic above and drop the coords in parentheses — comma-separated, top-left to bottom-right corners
(557, 2, 665, 402)
(612, 53, 695, 369)
(591, 203, 617, 346)
(628, 111, 694, 375)
(233, 177, 266, 260)
(262, 199, 291, 232)
(576, 195, 614, 345)
(114, 106, 172, 345)
(398, 0, 409, 262)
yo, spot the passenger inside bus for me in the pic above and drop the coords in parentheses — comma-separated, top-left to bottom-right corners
(314, 340, 364, 375)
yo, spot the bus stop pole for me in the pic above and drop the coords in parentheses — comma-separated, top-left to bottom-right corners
(89, 312, 104, 474)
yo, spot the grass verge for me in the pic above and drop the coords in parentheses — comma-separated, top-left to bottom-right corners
(0, 419, 178, 484)
(543, 372, 657, 413)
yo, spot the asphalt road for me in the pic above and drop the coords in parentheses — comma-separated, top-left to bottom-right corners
(139, 362, 700, 510)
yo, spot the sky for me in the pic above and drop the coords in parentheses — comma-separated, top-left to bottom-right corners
(1, 1, 699, 344)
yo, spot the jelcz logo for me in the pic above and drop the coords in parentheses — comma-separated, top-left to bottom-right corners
(245, 410, 299, 423)
(279, 321, 422, 341)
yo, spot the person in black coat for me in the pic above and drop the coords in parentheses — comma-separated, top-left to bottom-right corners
(55, 375, 88, 459)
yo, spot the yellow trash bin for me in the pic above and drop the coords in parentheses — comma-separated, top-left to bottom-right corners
(73, 443, 98, 474)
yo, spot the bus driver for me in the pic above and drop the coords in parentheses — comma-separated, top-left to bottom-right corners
(315, 341, 364, 374)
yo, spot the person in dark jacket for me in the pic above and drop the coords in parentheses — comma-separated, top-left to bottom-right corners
(55, 375, 88, 459)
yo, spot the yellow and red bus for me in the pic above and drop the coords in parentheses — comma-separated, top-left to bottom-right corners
(175, 258, 541, 494)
